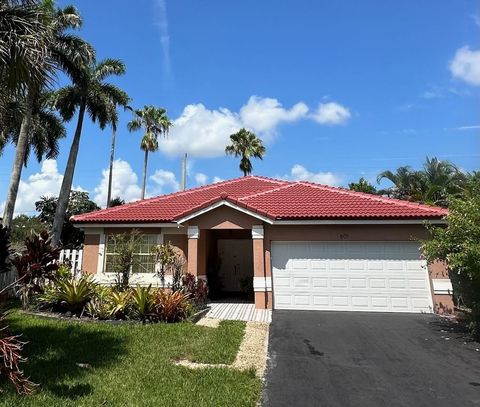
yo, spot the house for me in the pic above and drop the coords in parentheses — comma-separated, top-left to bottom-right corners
(72, 176, 453, 313)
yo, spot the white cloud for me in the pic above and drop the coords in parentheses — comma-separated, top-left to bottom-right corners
(159, 96, 351, 158)
(154, 0, 173, 84)
(194, 173, 208, 186)
(212, 176, 224, 183)
(150, 169, 180, 194)
(160, 103, 241, 158)
(0, 159, 85, 216)
(311, 102, 351, 125)
(450, 46, 480, 86)
(285, 164, 343, 186)
(93, 159, 142, 207)
(239, 96, 308, 135)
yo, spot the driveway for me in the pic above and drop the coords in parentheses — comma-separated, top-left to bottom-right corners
(262, 311, 480, 407)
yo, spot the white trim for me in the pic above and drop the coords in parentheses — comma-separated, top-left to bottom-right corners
(176, 200, 273, 225)
(96, 233, 106, 274)
(253, 276, 272, 292)
(77, 223, 179, 229)
(187, 226, 199, 239)
(432, 279, 453, 295)
(252, 225, 264, 239)
(272, 219, 446, 225)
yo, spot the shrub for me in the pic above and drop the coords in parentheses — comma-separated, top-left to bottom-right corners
(422, 181, 480, 337)
(152, 242, 176, 288)
(85, 297, 114, 320)
(130, 285, 154, 321)
(154, 290, 190, 323)
(38, 275, 97, 315)
(182, 273, 208, 308)
(0, 312, 37, 394)
(110, 290, 131, 319)
(10, 231, 60, 308)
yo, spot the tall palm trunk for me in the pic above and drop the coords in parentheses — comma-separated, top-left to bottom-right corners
(141, 149, 148, 200)
(51, 101, 86, 246)
(106, 126, 116, 207)
(2, 92, 34, 228)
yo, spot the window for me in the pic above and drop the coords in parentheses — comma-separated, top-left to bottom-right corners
(104, 234, 158, 274)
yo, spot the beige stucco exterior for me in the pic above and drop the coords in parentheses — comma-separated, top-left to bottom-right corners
(78, 206, 452, 313)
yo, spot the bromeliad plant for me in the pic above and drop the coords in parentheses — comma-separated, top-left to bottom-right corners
(130, 285, 154, 322)
(154, 290, 190, 323)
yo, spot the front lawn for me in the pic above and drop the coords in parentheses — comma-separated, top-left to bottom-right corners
(0, 313, 262, 406)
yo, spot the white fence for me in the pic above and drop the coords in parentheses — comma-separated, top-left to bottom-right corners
(0, 249, 83, 293)
(59, 249, 83, 275)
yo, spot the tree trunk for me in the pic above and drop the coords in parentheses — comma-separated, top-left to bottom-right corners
(106, 126, 116, 207)
(141, 149, 148, 200)
(2, 92, 34, 228)
(51, 102, 86, 247)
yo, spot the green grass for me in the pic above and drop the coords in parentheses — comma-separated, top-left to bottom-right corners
(0, 313, 262, 407)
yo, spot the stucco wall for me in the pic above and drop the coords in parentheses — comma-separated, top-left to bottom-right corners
(82, 234, 100, 274)
(188, 206, 259, 230)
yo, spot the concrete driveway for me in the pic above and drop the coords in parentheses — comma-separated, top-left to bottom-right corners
(262, 311, 480, 407)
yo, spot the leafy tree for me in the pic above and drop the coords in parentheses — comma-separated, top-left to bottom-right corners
(348, 177, 377, 194)
(10, 215, 45, 251)
(51, 58, 129, 246)
(109, 197, 125, 207)
(225, 128, 265, 176)
(36, 191, 99, 249)
(422, 180, 480, 337)
(127, 105, 172, 200)
(2, 1, 94, 228)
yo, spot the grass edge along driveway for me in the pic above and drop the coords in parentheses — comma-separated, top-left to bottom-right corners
(1, 312, 262, 407)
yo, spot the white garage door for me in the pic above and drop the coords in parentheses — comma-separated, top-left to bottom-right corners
(271, 241, 433, 313)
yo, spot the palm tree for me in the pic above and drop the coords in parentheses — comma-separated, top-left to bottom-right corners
(1, 2, 94, 228)
(377, 157, 467, 207)
(51, 58, 129, 246)
(127, 106, 172, 200)
(1, 91, 66, 163)
(225, 128, 265, 176)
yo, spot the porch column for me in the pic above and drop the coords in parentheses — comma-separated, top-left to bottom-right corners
(252, 225, 272, 309)
(187, 226, 199, 277)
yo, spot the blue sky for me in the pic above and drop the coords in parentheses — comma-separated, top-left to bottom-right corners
(1, 0, 479, 214)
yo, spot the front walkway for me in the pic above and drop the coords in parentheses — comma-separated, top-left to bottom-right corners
(206, 301, 272, 323)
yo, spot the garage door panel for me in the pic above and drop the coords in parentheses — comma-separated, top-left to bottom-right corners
(272, 242, 433, 313)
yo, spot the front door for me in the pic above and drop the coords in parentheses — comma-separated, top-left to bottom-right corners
(217, 239, 253, 292)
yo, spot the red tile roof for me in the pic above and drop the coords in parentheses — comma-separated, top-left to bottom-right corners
(72, 175, 447, 224)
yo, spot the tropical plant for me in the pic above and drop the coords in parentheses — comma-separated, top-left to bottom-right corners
(377, 157, 467, 207)
(85, 297, 113, 320)
(105, 230, 144, 291)
(108, 197, 125, 207)
(51, 58, 129, 246)
(109, 290, 131, 318)
(0, 0, 52, 106)
(130, 285, 154, 321)
(348, 177, 377, 194)
(152, 242, 176, 288)
(2, 1, 95, 229)
(10, 230, 60, 308)
(0, 311, 37, 394)
(153, 290, 190, 323)
(35, 191, 99, 249)
(182, 273, 208, 307)
(225, 128, 265, 176)
(51, 274, 97, 314)
(422, 180, 480, 337)
(127, 105, 172, 199)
